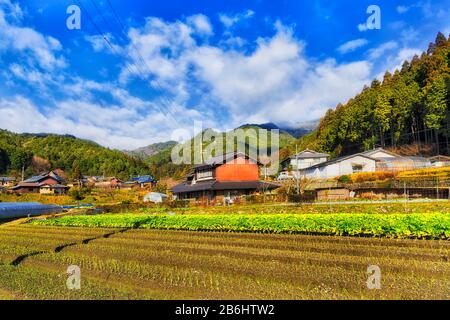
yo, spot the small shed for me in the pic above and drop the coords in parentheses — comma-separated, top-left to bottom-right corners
(316, 188, 350, 201)
(143, 192, 168, 203)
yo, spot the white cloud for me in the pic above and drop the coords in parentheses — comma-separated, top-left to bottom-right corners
(337, 38, 369, 54)
(0, 0, 23, 21)
(0, 95, 202, 150)
(367, 41, 398, 60)
(396, 5, 410, 14)
(0, 1, 66, 70)
(219, 10, 254, 29)
(120, 19, 373, 128)
(384, 48, 422, 74)
(85, 33, 122, 54)
(8, 63, 57, 87)
(186, 14, 213, 35)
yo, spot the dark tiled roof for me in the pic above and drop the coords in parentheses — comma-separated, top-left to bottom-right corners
(12, 183, 40, 189)
(0, 177, 15, 181)
(23, 175, 45, 183)
(172, 180, 217, 193)
(172, 180, 278, 194)
(23, 172, 63, 183)
(131, 175, 156, 183)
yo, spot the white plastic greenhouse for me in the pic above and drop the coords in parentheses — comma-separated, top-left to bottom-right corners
(0, 202, 63, 220)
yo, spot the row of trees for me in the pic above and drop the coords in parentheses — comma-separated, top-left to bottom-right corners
(0, 130, 150, 180)
(299, 32, 450, 157)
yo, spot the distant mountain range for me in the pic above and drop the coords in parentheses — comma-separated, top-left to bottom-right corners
(238, 122, 318, 138)
(129, 122, 316, 161)
(127, 141, 178, 159)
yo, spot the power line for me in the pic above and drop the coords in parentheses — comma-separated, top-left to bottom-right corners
(77, 0, 181, 126)
(90, 0, 181, 125)
(75, 0, 136, 78)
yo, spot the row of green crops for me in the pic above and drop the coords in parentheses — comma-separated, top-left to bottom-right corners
(32, 213, 450, 238)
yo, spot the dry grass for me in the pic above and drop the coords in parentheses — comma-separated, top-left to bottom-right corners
(0, 225, 448, 300)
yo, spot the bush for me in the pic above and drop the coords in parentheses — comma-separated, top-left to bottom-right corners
(68, 187, 91, 201)
(350, 171, 396, 183)
(338, 175, 351, 183)
(397, 167, 450, 180)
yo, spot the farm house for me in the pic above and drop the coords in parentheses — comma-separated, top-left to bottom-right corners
(301, 153, 379, 179)
(130, 175, 157, 188)
(0, 177, 16, 187)
(280, 149, 330, 171)
(11, 171, 67, 194)
(172, 152, 279, 202)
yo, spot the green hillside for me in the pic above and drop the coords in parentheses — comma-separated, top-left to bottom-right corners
(0, 130, 149, 179)
(146, 125, 298, 179)
(296, 32, 450, 158)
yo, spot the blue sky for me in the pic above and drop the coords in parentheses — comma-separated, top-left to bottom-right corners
(0, 0, 449, 149)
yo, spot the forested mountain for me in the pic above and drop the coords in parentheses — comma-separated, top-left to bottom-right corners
(146, 125, 299, 179)
(239, 122, 317, 138)
(297, 32, 450, 158)
(128, 141, 178, 159)
(0, 130, 149, 179)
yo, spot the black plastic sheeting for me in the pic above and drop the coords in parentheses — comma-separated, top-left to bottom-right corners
(0, 202, 62, 220)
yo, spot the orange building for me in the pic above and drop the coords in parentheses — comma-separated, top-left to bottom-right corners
(172, 152, 278, 202)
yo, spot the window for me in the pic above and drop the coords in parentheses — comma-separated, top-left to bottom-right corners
(352, 164, 364, 173)
(197, 169, 213, 180)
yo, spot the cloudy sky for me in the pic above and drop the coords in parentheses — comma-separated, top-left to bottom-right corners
(0, 0, 449, 149)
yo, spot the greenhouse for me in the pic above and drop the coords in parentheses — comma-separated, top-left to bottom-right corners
(0, 202, 63, 220)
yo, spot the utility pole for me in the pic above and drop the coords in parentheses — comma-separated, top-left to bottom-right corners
(21, 165, 25, 182)
(296, 145, 300, 195)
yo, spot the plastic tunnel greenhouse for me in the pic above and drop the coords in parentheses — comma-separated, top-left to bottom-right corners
(0, 202, 63, 220)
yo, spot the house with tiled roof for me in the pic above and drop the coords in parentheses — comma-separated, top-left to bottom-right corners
(281, 149, 330, 171)
(130, 175, 157, 188)
(0, 177, 16, 187)
(172, 152, 278, 202)
(11, 171, 68, 194)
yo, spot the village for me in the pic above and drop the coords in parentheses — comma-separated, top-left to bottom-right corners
(1, 147, 449, 207)
(0, 0, 449, 302)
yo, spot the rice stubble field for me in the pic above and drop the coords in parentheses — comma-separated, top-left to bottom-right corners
(0, 223, 449, 300)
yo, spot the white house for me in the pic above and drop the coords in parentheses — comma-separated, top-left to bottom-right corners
(281, 149, 329, 171)
(301, 153, 379, 180)
(360, 148, 398, 160)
